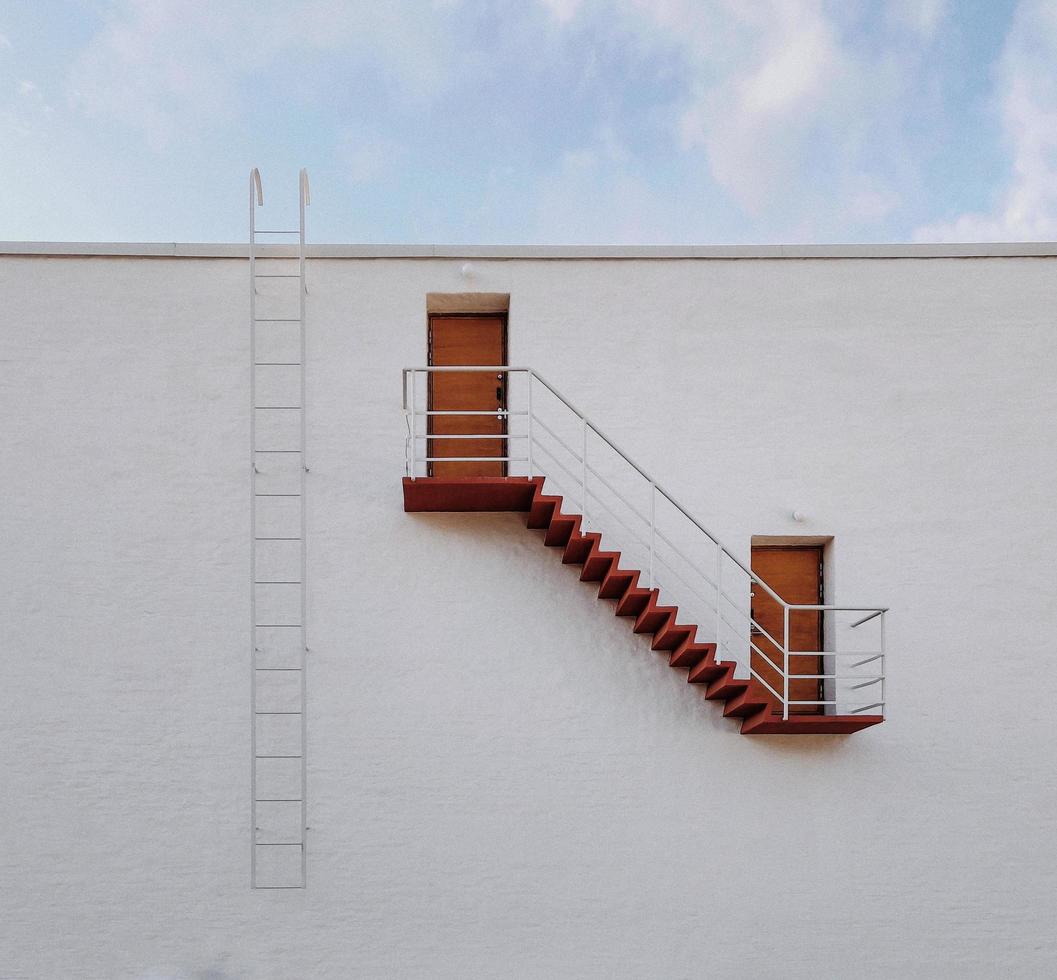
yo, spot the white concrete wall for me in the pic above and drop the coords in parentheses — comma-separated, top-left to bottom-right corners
(2, 251, 1056, 978)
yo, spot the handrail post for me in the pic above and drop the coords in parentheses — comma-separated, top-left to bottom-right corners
(714, 546, 722, 658)
(409, 371, 417, 480)
(880, 612, 886, 719)
(649, 481, 655, 589)
(783, 604, 790, 721)
(526, 372, 533, 478)
(581, 417, 588, 531)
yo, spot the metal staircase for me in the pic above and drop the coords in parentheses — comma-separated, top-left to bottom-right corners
(402, 366, 887, 733)
(250, 168, 310, 887)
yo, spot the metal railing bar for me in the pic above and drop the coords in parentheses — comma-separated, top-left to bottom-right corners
(531, 415, 584, 466)
(420, 456, 528, 463)
(746, 670, 784, 703)
(786, 604, 888, 612)
(414, 433, 526, 440)
(849, 609, 886, 628)
(574, 485, 719, 616)
(850, 654, 884, 667)
(416, 410, 529, 417)
(579, 457, 720, 587)
(535, 429, 726, 601)
(530, 438, 587, 510)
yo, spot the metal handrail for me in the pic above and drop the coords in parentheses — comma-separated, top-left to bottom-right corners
(402, 365, 887, 719)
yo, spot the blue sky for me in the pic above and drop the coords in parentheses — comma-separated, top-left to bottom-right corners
(2, 0, 1055, 244)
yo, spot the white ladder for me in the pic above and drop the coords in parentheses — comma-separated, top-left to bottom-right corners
(250, 168, 310, 889)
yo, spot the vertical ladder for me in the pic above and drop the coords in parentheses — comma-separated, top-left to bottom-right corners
(250, 168, 310, 889)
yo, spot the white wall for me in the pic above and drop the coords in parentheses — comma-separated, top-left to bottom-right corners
(2, 251, 1056, 979)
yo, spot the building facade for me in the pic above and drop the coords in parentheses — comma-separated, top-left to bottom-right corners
(2, 239, 1056, 978)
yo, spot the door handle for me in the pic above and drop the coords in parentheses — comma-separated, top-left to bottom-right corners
(496, 386, 503, 401)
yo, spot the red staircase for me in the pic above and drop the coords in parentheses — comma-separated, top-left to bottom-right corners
(404, 476, 883, 735)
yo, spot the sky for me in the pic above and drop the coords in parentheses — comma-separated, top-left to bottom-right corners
(2, 0, 1056, 244)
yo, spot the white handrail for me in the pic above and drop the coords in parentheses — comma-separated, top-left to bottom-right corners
(402, 365, 887, 718)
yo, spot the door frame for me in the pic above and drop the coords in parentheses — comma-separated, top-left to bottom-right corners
(426, 312, 509, 477)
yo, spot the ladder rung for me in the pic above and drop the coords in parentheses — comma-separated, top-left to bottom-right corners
(255, 405, 302, 410)
(254, 229, 300, 234)
(255, 274, 300, 278)
(255, 624, 302, 628)
(255, 536, 301, 541)
(254, 581, 302, 585)
(255, 449, 303, 454)
(255, 318, 301, 322)
(255, 493, 301, 497)
(255, 711, 302, 715)
(255, 799, 303, 803)
(255, 755, 303, 760)
(254, 843, 304, 847)
(255, 667, 303, 672)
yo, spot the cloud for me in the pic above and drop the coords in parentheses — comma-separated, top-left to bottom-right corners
(887, 0, 947, 38)
(67, 0, 457, 149)
(676, 1, 847, 215)
(539, 0, 584, 24)
(915, 0, 1057, 242)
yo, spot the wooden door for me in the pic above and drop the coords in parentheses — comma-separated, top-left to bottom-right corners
(428, 315, 506, 478)
(750, 546, 824, 715)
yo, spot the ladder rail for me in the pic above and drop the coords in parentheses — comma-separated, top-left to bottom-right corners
(250, 168, 309, 890)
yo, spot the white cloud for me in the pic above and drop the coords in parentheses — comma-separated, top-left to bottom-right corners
(915, 0, 1057, 241)
(67, 0, 457, 149)
(676, 2, 847, 214)
(887, 0, 947, 38)
(0, 32, 12, 50)
(539, 0, 584, 24)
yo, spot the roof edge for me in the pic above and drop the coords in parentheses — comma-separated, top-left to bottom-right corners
(2, 241, 1057, 259)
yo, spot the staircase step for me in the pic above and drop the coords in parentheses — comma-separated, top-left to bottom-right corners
(581, 549, 620, 582)
(704, 669, 749, 700)
(669, 640, 715, 671)
(598, 566, 639, 601)
(634, 601, 678, 635)
(544, 512, 580, 547)
(687, 653, 727, 684)
(723, 681, 772, 718)
(652, 620, 696, 652)
(527, 493, 562, 529)
(615, 587, 655, 617)
(562, 530, 598, 565)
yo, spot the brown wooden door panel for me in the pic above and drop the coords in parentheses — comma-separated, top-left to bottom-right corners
(428, 315, 506, 478)
(750, 546, 824, 716)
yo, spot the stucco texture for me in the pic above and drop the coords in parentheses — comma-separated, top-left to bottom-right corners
(2, 253, 1056, 978)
